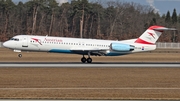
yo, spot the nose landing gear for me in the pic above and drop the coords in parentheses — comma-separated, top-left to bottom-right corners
(18, 54, 22, 58)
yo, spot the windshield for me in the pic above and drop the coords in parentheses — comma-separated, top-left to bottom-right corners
(10, 38, 19, 41)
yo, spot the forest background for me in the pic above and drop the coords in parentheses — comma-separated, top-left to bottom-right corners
(0, 0, 179, 42)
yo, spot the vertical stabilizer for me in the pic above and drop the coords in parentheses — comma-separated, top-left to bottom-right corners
(135, 26, 176, 44)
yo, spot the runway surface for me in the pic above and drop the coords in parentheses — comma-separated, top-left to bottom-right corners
(0, 63, 180, 99)
(0, 62, 180, 67)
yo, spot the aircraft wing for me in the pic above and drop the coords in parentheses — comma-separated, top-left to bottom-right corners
(71, 47, 106, 51)
(70, 47, 107, 56)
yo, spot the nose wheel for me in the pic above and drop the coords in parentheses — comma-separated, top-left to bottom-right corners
(18, 54, 22, 58)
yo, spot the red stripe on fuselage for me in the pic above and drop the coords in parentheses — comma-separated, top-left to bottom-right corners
(135, 38, 155, 45)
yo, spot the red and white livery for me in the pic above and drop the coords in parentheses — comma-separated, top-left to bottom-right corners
(3, 25, 176, 63)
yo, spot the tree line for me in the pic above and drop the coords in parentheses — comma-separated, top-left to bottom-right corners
(0, 0, 180, 42)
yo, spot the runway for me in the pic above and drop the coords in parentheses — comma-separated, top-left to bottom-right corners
(0, 63, 180, 99)
(0, 62, 179, 67)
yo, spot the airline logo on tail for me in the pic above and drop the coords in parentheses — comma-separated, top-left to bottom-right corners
(135, 26, 166, 45)
(148, 32, 155, 39)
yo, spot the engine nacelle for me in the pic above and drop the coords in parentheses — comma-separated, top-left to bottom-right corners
(110, 43, 134, 52)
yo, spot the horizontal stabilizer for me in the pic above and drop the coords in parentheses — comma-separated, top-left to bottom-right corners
(151, 26, 176, 31)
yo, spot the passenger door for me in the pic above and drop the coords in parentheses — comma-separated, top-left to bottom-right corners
(22, 36, 28, 47)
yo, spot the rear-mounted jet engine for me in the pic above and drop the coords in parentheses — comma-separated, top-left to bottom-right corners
(110, 43, 134, 52)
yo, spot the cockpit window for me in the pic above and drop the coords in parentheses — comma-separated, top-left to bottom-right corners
(14, 38, 19, 41)
(10, 38, 19, 41)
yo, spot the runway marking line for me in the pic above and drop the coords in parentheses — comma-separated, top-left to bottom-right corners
(0, 88, 180, 90)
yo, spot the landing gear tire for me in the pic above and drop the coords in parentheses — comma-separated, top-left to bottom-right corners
(87, 58, 92, 63)
(18, 54, 22, 58)
(81, 57, 86, 63)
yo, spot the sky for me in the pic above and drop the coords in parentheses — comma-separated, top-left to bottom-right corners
(12, 0, 180, 16)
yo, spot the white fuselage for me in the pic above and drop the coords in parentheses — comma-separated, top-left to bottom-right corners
(3, 35, 156, 56)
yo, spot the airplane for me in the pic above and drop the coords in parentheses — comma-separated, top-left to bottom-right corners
(3, 25, 176, 63)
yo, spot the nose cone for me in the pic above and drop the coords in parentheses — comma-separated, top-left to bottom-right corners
(3, 41, 10, 48)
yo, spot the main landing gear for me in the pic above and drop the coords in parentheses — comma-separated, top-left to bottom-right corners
(81, 54, 92, 63)
(81, 57, 92, 63)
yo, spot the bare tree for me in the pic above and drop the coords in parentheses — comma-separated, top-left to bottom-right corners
(32, 4, 39, 35)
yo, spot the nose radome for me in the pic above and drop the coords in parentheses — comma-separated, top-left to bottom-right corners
(3, 41, 9, 48)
